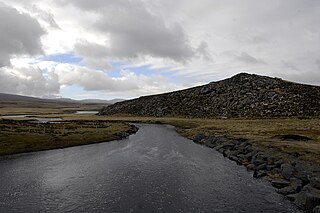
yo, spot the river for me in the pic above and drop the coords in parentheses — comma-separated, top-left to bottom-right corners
(0, 124, 300, 212)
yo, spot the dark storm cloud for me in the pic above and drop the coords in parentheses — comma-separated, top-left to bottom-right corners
(58, 0, 204, 64)
(0, 3, 45, 67)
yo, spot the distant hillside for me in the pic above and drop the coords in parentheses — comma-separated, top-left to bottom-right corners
(78, 99, 125, 104)
(0, 93, 52, 102)
(0, 93, 124, 105)
(99, 73, 320, 118)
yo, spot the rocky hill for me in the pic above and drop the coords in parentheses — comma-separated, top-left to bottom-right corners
(99, 73, 320, 118)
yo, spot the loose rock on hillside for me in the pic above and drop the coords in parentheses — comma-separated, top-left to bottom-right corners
(99, 73, 320, 118)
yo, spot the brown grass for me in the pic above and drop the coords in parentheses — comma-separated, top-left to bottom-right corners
(73, 114, 319, 165)
(0, 119, 133, 156)
(1, 110, 319, 165)
(0, 101, 105, 115)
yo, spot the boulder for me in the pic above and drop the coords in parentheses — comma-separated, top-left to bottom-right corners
(193, 133, 207, 143)
(295, 171, 311, 185)
(274, 160, 284, 168)
(266, 165, 277, 171)
(237, 154, 246, 160)
(267, 157, 276, 165)
(281, 163, 295, 180)
(253, 170, 267, 178)
(255, 163, 267, 171)
(215, 136, 230, 144)
(222, 143, 236, 150)
(246, 164, 255, 171)
(116, 132, 130, 139)
(295, 161, 308, 173)
(244, 152, 253, 161)
(294, 162, 311, 185)
(214, 145, 224, 151)
(229, 156, 240, 164)
(205, 143, 216, 148)
(252, 159, 267, 167)
(311, 177, 320, 190)
(278, 186, 296, 195)
(204, 136, 219, 148)
(271, 168, 282, 175)
(286, 194, 298, 202)
(223, 149, 231, 157)
(271, 179, 290, 189)
(295, 185, 320, 212)
(291, 178, 303, 193)
(313, 205, 320, 213)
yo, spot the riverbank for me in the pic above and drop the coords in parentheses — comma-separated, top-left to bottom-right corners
(160, 117, 320, 212)
(39, 114, 320, 165)
(191, 132, 320, 212)
(1, 114, 319, 211)
(3, 114, 319, 165)
(86, 114, 320, 212)
(0, 124, 300, 212)
(0, 119, 138, 156)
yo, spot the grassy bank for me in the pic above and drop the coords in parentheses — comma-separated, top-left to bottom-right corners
(0, 119, 136, 156)
(164, 117, 320, 166)
(53, 114, 320, 166)
(0, 101, 106, 115)
(1, 113, 319, 167)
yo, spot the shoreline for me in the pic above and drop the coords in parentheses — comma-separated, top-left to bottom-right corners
(0, 119, 138, 156)
(190, 132, 320, 212)
(1, 115, 319, 211)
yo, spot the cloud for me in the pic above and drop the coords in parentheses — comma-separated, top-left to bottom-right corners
(235, 52, 266, 65)
(0, 65, 60, 97)
(26, 4, 60, 29)
(196, 41, 212, 61)
(282, 61, 299, 71)
(1, 0, 320, 99)
(74, 41, 111, 70)
(58, 0, 206, 65)
(53, 63, 181, 96)
(316, 59, 320, 71)
(54, 64, 138, 91)
(0, 3, 45, 67)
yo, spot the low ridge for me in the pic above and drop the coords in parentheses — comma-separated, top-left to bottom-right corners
(99, 73, 320, 118)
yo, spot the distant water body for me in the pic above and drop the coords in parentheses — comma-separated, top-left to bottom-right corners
(0, 111, 98, 123)
(74, 110, 99, 114)
(0, 115, 63, 123)
(0, 124, 300, 212)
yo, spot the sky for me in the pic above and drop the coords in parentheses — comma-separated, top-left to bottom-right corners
(0, 0, 319, 100)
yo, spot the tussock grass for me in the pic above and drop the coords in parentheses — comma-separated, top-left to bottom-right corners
(2, 112, 319, 166)
(0, 119, 133, 156)
(91, 115, 320, 165)
(0, 101, 105, 115)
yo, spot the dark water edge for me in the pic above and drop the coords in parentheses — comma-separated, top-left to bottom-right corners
(0, 124, 301, 212)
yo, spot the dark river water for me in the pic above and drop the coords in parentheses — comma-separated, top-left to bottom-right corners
(0, 124, 300, 212)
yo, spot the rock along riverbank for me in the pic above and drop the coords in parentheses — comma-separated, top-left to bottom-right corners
(193, 133, 320, 213)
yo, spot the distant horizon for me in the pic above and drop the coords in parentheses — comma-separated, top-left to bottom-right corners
(2, 71, 319, 101)
(0, 92, 126, 102)
(1, 1, 320, 99)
